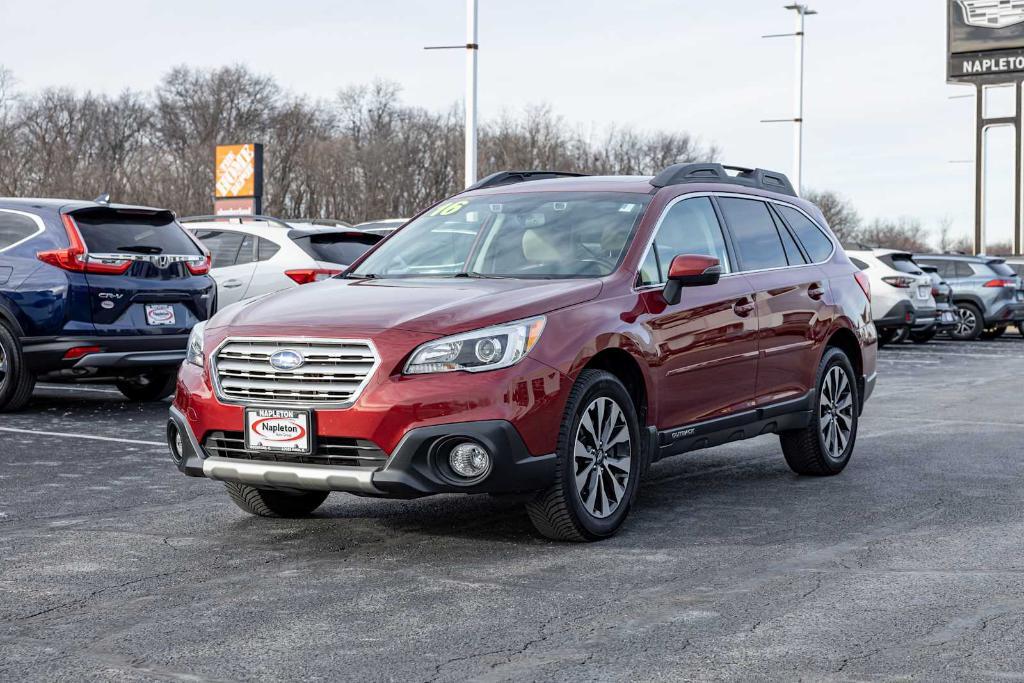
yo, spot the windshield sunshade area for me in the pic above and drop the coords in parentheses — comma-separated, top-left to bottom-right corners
(350, 192, 651, 279)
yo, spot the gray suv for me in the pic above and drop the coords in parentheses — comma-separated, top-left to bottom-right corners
(914, 254, 1024, 340)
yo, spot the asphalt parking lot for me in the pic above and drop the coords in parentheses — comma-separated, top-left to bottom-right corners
(2, 337, 1024, 681)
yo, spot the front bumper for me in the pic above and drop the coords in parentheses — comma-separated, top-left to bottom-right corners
(168, 405, 557, 497)
(22, 334, 189, 374)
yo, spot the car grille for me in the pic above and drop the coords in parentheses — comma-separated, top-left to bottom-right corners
(203, 431, 388, 468)
(213, 338, 378, 404)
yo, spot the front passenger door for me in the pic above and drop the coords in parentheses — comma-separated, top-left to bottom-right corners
(638, 196, 759, 431)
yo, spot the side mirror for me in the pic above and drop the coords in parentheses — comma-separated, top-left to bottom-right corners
(663, 254, 722, 305)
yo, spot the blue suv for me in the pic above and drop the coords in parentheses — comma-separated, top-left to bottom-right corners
(0, 199, 215, 410)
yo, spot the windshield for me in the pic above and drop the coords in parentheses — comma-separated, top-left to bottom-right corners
(351, 192, 650, 279)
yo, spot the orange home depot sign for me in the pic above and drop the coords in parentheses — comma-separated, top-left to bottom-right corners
(214, 143, 263, 215)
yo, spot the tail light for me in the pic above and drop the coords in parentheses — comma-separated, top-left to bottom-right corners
(36, 215, 132, 275)
(881, 275, 915, 288)
(983, 279, 1016, 288)
(854, 272, 871, 302)
(186, 254, 211, 275)
(285, 268, 342, 285)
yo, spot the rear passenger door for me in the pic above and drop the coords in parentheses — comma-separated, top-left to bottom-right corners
(717, 196, 829, 407)
(638, 196, 759, 429)
(191, 229, 257, 306)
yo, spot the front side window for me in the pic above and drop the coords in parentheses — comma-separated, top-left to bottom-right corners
(717, 197, 788, 271)
(641, 196, 731, 285)
(351, 192, 650, 279)
(192, 229, 246, 268)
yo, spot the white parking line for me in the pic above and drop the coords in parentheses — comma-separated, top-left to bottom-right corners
(35, 383, 121, 394)
(0, 427, 164, 446)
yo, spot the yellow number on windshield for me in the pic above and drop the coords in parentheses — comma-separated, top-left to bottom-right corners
(429, 200, 469, 217)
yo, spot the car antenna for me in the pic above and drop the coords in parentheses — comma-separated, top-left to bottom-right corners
(93, 193, 111, 205)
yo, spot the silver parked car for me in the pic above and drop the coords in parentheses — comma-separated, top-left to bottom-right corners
(914, 254, 1024, 340)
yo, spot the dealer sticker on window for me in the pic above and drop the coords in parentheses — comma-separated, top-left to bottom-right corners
(245, 408, 312, 454)
(144, 304, 176, 326)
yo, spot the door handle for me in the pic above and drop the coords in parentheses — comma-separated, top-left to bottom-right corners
(808, 283, 825, 300)
(733, 297, 756, 317)
(223, 279, 243, 289)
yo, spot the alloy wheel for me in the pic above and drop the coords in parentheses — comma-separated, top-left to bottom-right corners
(955, 308, 976, 337)
(573, 396, 632, 519)
(819, 366, 854, 460)
(0, 340, 7, 393)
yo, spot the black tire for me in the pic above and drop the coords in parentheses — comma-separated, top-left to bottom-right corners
(779, 347, 859, 477)
(525, 369, 641, 542)
(910, 330, 936, 344)
(1019, 323, 1024, 339)
(950, 302, 983, 341)
(877, 328, 897, 347)
(0, 320, 36, 412)
(115, 372, 177, 401)
(223, 482, 329, 518)
(980, 326, 1007, 340)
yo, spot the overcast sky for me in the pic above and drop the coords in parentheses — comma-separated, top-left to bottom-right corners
(0, 0, 1009, 244)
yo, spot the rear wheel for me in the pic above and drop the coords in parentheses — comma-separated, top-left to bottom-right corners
(950, 303, 983, 341)
(910, 329, 936, 344)
(526, 370, 641, 542)
(115, 372, 176, 401)
(779, 347, 858, 476)
(0, 321, 35, 412)
(224, 482, 329, 517)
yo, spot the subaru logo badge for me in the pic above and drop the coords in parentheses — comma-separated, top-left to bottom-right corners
(269, 349, 304, 371)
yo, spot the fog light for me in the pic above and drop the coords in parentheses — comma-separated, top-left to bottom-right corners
(449, 441, 491, 479)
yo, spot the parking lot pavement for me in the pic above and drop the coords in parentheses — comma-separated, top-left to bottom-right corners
(2, 339, 1024, 682)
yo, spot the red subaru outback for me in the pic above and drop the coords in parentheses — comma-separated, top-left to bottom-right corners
(168, 163, 877, 541)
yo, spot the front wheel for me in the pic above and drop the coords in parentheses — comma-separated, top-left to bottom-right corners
(526, 370, 641, 542)
(224, 482, 329, 517)
(779, 347, 859, 476)
(116, 372, 176, 401)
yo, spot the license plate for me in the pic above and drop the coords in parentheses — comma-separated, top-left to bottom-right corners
(245, 408, 312, 454)
(917, 286, 930, 300)
(145, 304, 176, 326)
(1017, 290, 1024, 302)
(941, 311, 956, 323)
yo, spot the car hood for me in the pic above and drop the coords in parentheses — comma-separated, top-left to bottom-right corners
(210, 277, 604, 335)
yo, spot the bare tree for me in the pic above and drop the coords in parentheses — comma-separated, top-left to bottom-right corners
(803, 189, 861, 245)
(858, 217, 932, 252)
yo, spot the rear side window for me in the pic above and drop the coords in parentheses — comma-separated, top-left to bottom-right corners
(73, 209, 200, 256)
(192, 230, 246, 268)
(717, 197, 788, 271)
(776, 205, 834, 262)
(917, 259, 954, 278)
(257, 237, 280, 261)
(645, 197, 731, 284)
(0, 211, 43, 251)
(292, 233, 380, 265)
(771, 210, 807, 266)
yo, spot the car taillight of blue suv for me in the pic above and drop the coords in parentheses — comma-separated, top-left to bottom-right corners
(0, 198, 215, 410)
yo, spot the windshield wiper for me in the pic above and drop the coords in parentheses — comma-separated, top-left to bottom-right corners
(453, 272, 507, 279)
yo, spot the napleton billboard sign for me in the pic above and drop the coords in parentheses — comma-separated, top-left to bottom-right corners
(949, 0, 1024, 80)
(214, 143, 263, 215)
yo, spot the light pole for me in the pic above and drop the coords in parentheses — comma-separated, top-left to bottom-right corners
(762, 4, 817, 194)
(425, 0, 479, 188)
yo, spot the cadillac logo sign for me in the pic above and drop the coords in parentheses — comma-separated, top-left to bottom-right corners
(956, 0, 1024, 30)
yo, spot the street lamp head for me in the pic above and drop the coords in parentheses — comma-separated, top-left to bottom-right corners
(784, 4, 818, 14)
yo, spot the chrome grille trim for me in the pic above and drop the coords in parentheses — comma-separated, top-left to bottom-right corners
(203, 431, 387, 468)
(211, 337, 380, 407)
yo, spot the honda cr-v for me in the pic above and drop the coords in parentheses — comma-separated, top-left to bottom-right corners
(168, 164, 877, 541)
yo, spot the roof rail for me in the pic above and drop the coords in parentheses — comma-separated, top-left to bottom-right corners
(178, 214, 295, 230)
(649, 163, 797, 197)
(465, 170, 588, 192)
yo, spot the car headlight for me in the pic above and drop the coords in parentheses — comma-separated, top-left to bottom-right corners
(186, 321, 206, 367)
(404, 316, 546, 375)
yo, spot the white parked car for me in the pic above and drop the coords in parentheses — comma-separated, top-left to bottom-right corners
(180, 216, 382, 307)
(847, 248, 937, 345)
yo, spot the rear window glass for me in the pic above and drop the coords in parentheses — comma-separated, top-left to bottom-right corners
(878, 254, 923, 274)
(74, 210, 200, 256)
(293, 233, 380, 265)
(989, 261, 1016, 277)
